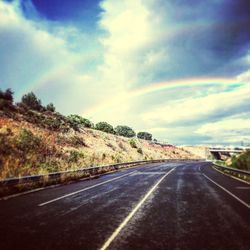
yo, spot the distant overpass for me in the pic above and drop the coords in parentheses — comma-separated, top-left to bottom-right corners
(208, 147, 245, 160)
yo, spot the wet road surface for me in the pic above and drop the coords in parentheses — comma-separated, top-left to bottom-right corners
(0, 161, 249, 250)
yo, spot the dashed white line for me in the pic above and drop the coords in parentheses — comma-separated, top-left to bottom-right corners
(202, 173, 250, 209)
(99, 167, 176, 250)
(38, 170, 137, 207)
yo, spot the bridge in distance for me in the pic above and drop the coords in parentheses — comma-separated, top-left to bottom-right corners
(208, 147, 247, 160)
(0, 161, 249, 250)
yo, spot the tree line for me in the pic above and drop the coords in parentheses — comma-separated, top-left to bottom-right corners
(0, 88, 154, 140)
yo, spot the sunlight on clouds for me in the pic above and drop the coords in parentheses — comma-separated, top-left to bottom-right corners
(1, 0, 250, 144)
(140, 83, 250, 127)
(0, 0, 20, 25)
(98, 0, 170, 90)
(197, 118, 250, 143)
(100, 0, 152, 52)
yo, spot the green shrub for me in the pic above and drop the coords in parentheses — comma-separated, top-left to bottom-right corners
(0, 88, 14, 102)
(102, 153, 106, 160)
(0, 88, 14, 110)
(17, 129, 42, 152)
(46, 103, 56, 112)
(137, 131, 152, 140)
(129, 139, 137, 148)
(95, 121, 115, 134)
(43, 117, 62, 130)
(68, 150, 85, 163)
(68, 115, 93, 130)
(0, 128, 15, 156)
(137, 148, 143, 154)
(115, 125, 135, 138)
(231, 152, 250, 171)
(20, 92, 43, 111)
(40, 160, 60, 173)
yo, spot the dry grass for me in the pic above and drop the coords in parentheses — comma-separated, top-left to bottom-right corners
(0, 117, 199, 179)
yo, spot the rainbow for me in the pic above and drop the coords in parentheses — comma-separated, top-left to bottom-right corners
(82, 77, 244, 118)
(19, 54, 85, 96)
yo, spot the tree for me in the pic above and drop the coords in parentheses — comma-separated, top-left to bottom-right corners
(0, 88, 14, 110)
(137, 131, 152, 141)
(46, 103, 55, 112)
(95, 121, 115, 134)
(21, 92, 43, 111)
(68, 114, 93, 129)
(0, 88, 14, 102)
(115, 125, 135, 138)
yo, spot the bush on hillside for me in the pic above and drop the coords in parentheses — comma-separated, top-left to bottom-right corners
(43, 116, 62, 130)
(137, 148, 143, 154)
(95, 121, 115, 134)
(137, 131, 152, 140)
(46, 103, 56, 112)
(20, 92, 43, 111)
(231, 151, 250, 171)
(115, 125, 135, 138)
(0, 88, 14, 102)
(17, 129, 42, 152)
(0, 88, 14, 110)
(68, 150, 85, 164)
(67, 115, 93, 130)
(129, 139, 137, 148)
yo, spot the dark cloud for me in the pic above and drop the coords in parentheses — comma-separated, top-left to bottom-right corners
(145, 0, 250, 83)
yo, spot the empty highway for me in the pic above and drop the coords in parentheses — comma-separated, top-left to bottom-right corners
(0, 161, 250, 250)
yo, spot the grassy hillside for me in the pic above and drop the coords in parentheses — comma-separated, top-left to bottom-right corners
(0, 89, 199, 179)
(0, 116, 197, 179)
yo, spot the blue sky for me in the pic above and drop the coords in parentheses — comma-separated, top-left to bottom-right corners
(1, 0, 250, 145)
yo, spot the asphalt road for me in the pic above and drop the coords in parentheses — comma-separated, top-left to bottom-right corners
(0, 161, 250, 250)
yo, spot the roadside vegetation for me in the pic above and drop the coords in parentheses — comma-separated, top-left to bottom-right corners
(230, 151, 250, 171)
(0, 88, 197, 179)
(215, 151, 250, 172)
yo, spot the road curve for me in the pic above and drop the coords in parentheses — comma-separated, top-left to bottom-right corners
(0, 161, 249, 250)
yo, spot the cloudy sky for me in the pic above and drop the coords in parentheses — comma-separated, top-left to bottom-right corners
(1, 0, 250, 145)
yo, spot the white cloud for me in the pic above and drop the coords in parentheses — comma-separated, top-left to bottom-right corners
(140, 83, 250, 127)
(197, 118, 250, 143)
(0, 0, 101, 113)
(1, 0, 250, 145)
(98, 0, 170, 90)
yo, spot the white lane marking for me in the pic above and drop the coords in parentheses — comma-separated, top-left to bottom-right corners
(132, 171, 166, 175)
(212, 166, 250, 185)
(0, 184, 63, 201)
(99, 167, 176, 250)
(38, 170, 137, 207)
(202, 173, 250, 209)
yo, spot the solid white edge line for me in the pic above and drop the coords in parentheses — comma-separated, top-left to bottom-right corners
(202, 173, 250, 209)
(38, 170, 137, 207)
(0, 185, 60, 201)
(212, 165, 250, 185)
(99, 167, 176, 250)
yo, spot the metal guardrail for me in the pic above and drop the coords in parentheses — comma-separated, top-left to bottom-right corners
(213, 162, 250, 176)
(0, 159, 201, 188)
